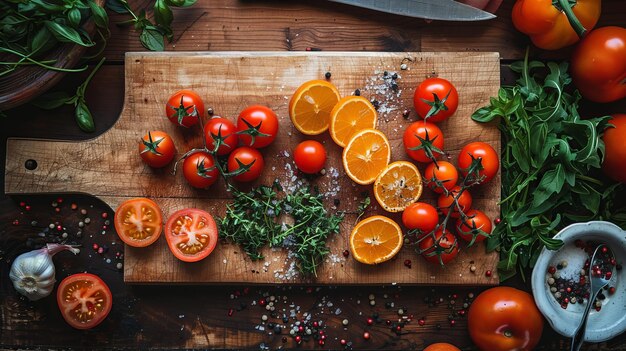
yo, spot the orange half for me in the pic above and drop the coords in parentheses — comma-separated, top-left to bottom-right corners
(342, 128, 391, 185)
(374, 161, 423, 212)
(289, 79, 341, 135)
(349, 215, 403, 265)
(329, 96, 378, 148)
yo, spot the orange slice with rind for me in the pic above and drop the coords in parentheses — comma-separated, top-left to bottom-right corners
(349, 215, 403, 265)
(342, 128, 391, 185)
(289, 79, 341, 135)
(374, 161, 423, 213)
(329, 96, 378, 148)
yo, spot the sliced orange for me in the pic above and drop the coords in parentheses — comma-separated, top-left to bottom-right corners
(342, 128, 391, 185)
(349, 215, 403, 265)
(329, 96, 378, 147)
(289, 79, 341, 135)
(374, 161, 423, 213)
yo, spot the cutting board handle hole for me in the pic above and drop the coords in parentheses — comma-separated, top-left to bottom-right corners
(24, 159, 37, 170)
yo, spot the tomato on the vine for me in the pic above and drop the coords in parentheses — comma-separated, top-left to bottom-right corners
(183, 151, 219, 188)
(165, 208, 218, 262)
(456, 209, 492, 244)
(424, 161, 458, 193)
(602, 114, 626, 183)
(165, 90, 204, 128)
(468, 287, 544, 351)
(139, 131, 176, 168)
(413, 77, 459, 123)
(458, 142, 499, 184)
(437, 186, 472, 218)
(57, 273, 112, 330)
(419, 229, 459, 265)
(114, 197, 162, 247)
(403, 121, 444, 163)
(227, 147, 264, 182)
(294, 140, 326, 174)
(237, 105, 279, 148)
(204, 116, 239, 156)
(402, 202, 439, 234)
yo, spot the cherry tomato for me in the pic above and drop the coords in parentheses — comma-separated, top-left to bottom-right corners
(294, 140, 327, 174)
(114, 198, 162, 247)
(165, 208, 218, 262)
(403, 121, 444, 163)
(57, 273, 112, 329)
(413, 77, 459, 123)
(457, 142, 499, 184)
(402, 202, 439, 234)
(204, 116, 238, 156)
(423, 343, 461, 351)
(602, 114, 626, 183)
(424, 161, 459, 193)
(419, 229, 459, 265)
(437, 186, 472, 218)
(183, 151, 219, 188)
(227, 147, 264, 182)
(237, 105, 279, 148)
(165, 90, 204, 128)
(571, 26, 626, 103)
(468, 287, 544, 351)
(139, 131, 176, 168)
(456, 209, 492, 244)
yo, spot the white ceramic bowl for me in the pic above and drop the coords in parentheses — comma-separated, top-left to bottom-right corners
(531, 221, 626, 342)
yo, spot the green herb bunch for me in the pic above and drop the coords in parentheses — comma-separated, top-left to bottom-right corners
(220, 181, 344, 277)
(0, 0, 109, 77)
(106, 0, 196, 51)
(472, 52, 626, 281)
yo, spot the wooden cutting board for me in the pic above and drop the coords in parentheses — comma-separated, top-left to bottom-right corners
(5, 52, 501, 285)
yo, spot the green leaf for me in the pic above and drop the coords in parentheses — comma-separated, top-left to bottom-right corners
(30, 26, 55, 56)
(139, 27, 164, 51)
(67, 7, 82, 28)
(532, 164, 565, 207)
(105, 0, 129, 13)
(31, 91, 73, 110)
(45, 21, 95, 47)
(154, 0, 173, 30)
(471, 106, 498, 123)
(88, 1, 109, 29)
(75, 100, 95, 132)
(510, 140, 530, 174)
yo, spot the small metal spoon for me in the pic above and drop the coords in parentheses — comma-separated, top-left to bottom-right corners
(571, 244, 614, 351)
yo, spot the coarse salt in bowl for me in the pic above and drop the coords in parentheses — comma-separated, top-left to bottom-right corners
(531, 221, 626, 342)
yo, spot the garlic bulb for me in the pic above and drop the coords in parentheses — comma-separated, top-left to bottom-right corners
(9, 244, 80, 301)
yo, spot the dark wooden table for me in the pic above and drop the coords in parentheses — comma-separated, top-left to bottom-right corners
(1, 1, 626, 349)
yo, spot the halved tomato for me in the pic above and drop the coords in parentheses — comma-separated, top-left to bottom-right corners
(57, 273, 112, 330)
(165, 208, 218, 262)
(114, 198, 163, 247)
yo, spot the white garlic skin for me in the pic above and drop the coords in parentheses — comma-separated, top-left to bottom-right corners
(9, 244, 80, 301)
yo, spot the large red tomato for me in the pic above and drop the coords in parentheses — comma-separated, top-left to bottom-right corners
(165, 90, 205, 128)
(424, 161, 459, 193)
(413, 77, 459, 123)
(114, 198, 162, 247)
(403, 121, 444, 163)
(57, 273, 112, 330)
(293, 140, 326, 174)
(419, 229, 459, 265)
(227, 147, 265, 182)
(602, 114, 626, 183)
(571, 26, 626, 103)
(165, 209, 218, 262)
(468, 287, 544, 351)
(458, 142, 499, 184)
(237, 105, 279, 148)
(183, 151, 219, 188)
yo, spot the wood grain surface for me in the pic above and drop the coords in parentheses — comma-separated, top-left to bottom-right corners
(5, 51, 501, 284)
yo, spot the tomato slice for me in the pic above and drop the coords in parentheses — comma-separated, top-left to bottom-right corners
(56, 273, 112, 330)
(165, 209, 218, 262)
(114, 198, 162, 247)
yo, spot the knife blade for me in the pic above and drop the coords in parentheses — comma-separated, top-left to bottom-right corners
(328, 0, 496, 21)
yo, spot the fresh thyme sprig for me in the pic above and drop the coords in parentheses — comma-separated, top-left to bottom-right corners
(219, 181, 344, 277)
